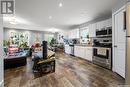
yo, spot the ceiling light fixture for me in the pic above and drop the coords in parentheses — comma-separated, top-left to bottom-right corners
(48, 28, 59, 33)
(49, 16, 52, 19)
(59, 3, 63, 7)
(9, 17, 18, 25)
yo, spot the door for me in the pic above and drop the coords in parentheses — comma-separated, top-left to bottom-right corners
(114, 8, 126, 78)
(126, 4, 130, 84)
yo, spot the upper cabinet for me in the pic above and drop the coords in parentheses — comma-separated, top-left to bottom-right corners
(89, 23, 96, 38)
(75, 29, 80, 38)
(68, 28, 79, 39)
(105, 18, 112, 27)
(68, 18, 112, 39)
(88, 18, 112, 38)
(96, 18, 112, 30)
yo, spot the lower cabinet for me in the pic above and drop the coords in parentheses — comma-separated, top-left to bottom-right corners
(74, 46, 93, 61)
(84, 47, 93, 61)
(65, 45, 71, 54)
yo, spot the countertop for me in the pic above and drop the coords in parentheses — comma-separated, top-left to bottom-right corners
(74, 44, 93, 47)
(64, 44, 93, 47)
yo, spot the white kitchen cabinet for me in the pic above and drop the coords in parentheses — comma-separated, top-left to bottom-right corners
(85, 47, 93, 61)
(74, 46, 93, 61)
(75, 29, 80, 38)
(105, 18, 112, 27)
(96, 21, 101, 30)
(96, 18, 112, 30)
(68, 29, 79, 39)
(84, 18, 112, 38)
(100, 21, 105, 29)
(96, 20, 106, 30)
(74, 46, 79, 57)
(65, 45, 71, 54)
(74, 46, 85, 58)
(89, 23, 96, 37)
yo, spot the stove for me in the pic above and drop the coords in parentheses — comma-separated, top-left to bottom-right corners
(92, 36, 112, 69)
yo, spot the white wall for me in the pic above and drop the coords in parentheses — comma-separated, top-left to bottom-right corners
(0, 1, 4, 86)
(3, 28, 57, 46)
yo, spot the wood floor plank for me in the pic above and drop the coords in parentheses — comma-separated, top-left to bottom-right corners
(4, 52, 125, 87)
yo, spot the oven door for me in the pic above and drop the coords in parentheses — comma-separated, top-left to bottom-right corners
(93, 47, 110, 59)
(93, 47, 112, 69)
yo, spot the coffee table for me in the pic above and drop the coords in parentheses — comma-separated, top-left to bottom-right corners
(4, 53, 27, 69)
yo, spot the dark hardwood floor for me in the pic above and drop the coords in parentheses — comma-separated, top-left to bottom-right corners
(4, 52, 125, 87)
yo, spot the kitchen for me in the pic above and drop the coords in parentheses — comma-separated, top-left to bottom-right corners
(64, 18, 112, 69)
(1, 0, 130, 87)
(63, 3, 129, 83)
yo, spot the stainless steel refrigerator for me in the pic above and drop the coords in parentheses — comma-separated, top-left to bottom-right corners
(126, 3, 130, 85)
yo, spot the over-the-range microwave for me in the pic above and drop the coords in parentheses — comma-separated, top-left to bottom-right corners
(96, 27, 112, 37)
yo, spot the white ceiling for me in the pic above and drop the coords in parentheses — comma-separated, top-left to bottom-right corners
(4, 0, 118, 31)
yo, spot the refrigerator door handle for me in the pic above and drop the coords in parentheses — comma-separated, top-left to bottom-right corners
(123, 11, 127, 31)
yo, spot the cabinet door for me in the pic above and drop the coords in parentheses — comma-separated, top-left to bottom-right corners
(74, 46, 79, 57)
(74, 46, 85, 58)
(85, 47, 93, 61)
(96, 22, 101, 30)
(69, 29, 80, 39)
(71, 30, 74, 38)
(89, 23, 96, 37)
(100, 21, 105, 29)
(81, 47, 86, 58)
(76, 29, 80, 38)
(68, 31, 71, 39)
(106, 18, 112, 27)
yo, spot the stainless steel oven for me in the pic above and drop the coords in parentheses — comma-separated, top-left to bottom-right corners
(93, 47, 112, 69)
(69, 45, 74, 55)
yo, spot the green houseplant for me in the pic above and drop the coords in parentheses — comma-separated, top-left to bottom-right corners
(3, 40, 10, 47)
(50, 38, 57, 47)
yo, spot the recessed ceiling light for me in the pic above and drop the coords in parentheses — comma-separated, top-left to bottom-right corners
(48, 28, 59, 33)
(49, 16, 52, 19)
(59, 3, 63, 7)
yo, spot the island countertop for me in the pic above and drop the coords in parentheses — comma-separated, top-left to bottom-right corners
(74, 44, 93, 47)
(32, 50, 55, 59)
